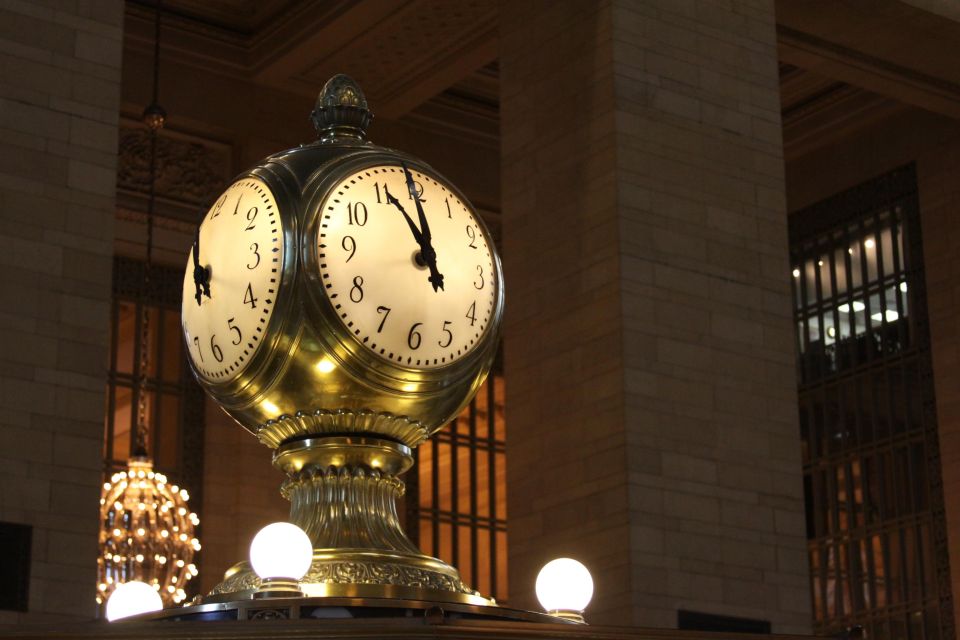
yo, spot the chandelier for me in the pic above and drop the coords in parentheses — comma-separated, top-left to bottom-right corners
(97, 0, 199, 608)
(97, 460, 200, 605)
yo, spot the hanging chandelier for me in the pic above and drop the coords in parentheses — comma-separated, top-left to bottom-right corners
(97, 0, 199, 608)
(97, 461, 200, 605)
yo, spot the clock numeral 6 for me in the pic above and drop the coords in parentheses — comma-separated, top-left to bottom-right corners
(228, 317, 242, 345)
(408, 322, 423, 350)
(439, 320, 453, 348)
(348, 202, 368, 226)
(210, 334, 224, 363)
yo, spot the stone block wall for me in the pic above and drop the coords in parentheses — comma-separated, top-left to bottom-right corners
(0, 0, 123, 624)
(501, 0, 810, 630)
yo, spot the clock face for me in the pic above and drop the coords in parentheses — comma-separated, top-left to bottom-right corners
(317, 164, 496, 369)
(181, 177, 283, 381)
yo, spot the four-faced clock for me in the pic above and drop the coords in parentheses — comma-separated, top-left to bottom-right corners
(181, 176, 284, 381)
(316, 163, 496, 369)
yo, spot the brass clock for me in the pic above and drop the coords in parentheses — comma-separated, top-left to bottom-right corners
(181, 75, 503, 604)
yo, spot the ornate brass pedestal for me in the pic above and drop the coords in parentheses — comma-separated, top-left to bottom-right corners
(206, 435, 488, 606)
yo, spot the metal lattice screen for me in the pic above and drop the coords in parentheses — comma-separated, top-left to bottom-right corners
(789, 166, 953, 640)
(104, 257, 206, 508)
(407, 372, 508, 602)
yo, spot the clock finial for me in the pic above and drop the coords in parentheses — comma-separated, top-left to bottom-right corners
(310, 74, 373, 142)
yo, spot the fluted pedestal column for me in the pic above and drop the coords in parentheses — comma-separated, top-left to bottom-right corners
(207, 436, 488, 605)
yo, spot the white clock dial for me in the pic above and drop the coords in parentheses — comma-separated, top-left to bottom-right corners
(318, 165, 496, 369)
(181, 177, 283, 381)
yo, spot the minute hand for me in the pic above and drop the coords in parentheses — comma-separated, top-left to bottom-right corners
(402, 164, 444, 291)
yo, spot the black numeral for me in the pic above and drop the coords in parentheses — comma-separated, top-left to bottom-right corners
(233, 195, 242, 216)
(245, 206, 257, 231)
(244, 283, 258, 309)
(409, 180, 424, 202)
(445, 197, 451, 219)
(466, 301, 477, 327)
(376, 306, 391, 333)
(228, 317, 242, 345)
(408, 322, 423, 350)
(474, 265, 484, 290)
(247, 243, 260, 269)
(192, 336, 204, 361)
(342, 235, 356, 262)
(466, 225, 478, 249)
(350, 276, 364, 303)
(374, 182, 384, 204)
(439, 320, 453, 348)
(210, 335, 224, 362)
(211, 194, 226, 219)
(348, 202, 368, 226)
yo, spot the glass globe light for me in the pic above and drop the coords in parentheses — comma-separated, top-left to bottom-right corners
(536, 558, 594, 622)
(105, 580, 163, 621)
(249, 522, 313, 581)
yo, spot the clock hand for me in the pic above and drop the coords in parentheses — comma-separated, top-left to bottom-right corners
(401, 163, 444, 292)
(192, 226, 211, 305)
(384, 185, 423, 244)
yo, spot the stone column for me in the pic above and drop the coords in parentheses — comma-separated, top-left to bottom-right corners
(500, 0, 810, 631)
(0, 1, 123, 624)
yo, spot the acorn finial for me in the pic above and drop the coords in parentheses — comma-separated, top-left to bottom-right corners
(310, 74, 373, 142)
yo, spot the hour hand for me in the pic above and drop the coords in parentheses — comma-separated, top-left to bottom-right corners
(192, 228, 211, 305)
(384, 185, 422, 244)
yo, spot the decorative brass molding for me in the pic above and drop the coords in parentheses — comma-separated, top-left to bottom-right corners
(257, 409, 430, 449)
(210, 558, 476, 597)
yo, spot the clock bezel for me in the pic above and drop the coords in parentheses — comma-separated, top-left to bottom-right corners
(182, 163, 301, 396)
(300, 151, 504, 394)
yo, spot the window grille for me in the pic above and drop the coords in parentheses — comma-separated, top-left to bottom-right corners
(104, 256, 205, 505)
(790, 165, 952, 640)
(407, 372, 508, 601)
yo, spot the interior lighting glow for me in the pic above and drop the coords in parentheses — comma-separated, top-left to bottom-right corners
(249, 522, 313, 581)
(536, 558, 594, 623)
(105, 581, 162, 622)
(838, 301, 866, 313)
(316, 358, 336, 374)
(872, 310, 899, 322)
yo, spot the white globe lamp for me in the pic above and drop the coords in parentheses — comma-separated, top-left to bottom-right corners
(249, 522, 313, 598)
(535, 558, 594, 623)
(105, 580, 163, 621)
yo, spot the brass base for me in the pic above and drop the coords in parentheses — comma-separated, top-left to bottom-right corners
(253, 577, 303, 599)
(206, 436, 486, 605)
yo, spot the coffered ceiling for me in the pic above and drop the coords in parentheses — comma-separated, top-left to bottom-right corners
(125, 0, 497, 120)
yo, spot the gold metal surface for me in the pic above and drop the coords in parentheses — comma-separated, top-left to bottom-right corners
(273, 436, 413, 476)
(185, 77, 504, 604)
